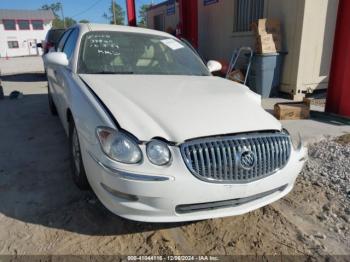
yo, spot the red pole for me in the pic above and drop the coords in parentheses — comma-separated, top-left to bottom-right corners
(178, 0, 198, 48)
(325, 0, 350, 117)
(126, 0, 137, 26)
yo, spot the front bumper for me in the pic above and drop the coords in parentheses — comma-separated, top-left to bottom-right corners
(81, 143, 307, 223)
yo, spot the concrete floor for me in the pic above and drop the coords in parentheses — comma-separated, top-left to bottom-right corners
(0, 56, 44, 75)
(262, 98, 350, 144)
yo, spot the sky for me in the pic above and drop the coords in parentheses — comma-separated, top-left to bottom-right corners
(0, 0, 164, 23)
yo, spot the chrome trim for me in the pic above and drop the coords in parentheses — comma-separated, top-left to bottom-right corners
(87, 151, 171, 182)
(239, 149, 257, 170)
(180, 132, 292, 184)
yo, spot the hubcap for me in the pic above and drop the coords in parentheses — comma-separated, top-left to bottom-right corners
(72, 128, 81, 174)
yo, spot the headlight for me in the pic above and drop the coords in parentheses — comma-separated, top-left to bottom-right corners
(282, 128, 302, 150)
(146, 139, 171, 166)
(96, 127, 142, 164)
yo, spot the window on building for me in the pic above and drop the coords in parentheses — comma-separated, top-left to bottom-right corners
(31, 20, 44, 30)
(8, 41, 19, 49)
(18, 20, 30, 30)
(234, 0, 264, 32)
(3, 19, 16, 30)
(153, 14, 164, 31)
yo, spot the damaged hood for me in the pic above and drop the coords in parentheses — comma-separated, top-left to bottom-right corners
(79, 74, 281, 142)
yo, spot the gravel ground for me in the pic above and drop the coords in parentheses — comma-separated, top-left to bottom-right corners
(0, 71, 349, 259)
(305, 136, 350, 202)
(299, 136, 350, 239)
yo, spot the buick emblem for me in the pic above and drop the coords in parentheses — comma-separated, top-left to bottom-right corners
(239, 150, 257, 170)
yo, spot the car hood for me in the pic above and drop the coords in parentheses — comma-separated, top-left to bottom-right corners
(79, 74, 281, 143)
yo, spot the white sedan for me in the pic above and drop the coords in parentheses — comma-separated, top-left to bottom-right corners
(44, 23, 307, 222)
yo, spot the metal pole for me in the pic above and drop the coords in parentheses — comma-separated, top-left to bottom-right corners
(126, 0, 137, 26)
(60, 2, 66, 28)
(325, 0, 350, 117)
(179, 0, 198, 48)
(112, 0, 116, 24)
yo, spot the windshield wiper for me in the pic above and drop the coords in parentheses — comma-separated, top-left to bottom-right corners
(91, 71, 134, 75)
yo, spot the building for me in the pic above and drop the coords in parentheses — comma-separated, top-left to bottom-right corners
(0, 9, 55, 58)
(146, 0, 339, 100)
(147, 0, 180, 33)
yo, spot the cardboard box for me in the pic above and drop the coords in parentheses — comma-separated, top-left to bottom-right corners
(272, 33, 281, 43)
(256, 34, 281, 53)
(257, 33, 274, 43)
(253, 18, 282, 54)
(227, 69, 245, 83)
(253, 19, 281, 35)
(274, 102, 310, 120)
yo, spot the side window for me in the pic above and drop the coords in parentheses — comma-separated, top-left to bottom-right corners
(57, 30, 72, 52)
(62, 29, 79, 60)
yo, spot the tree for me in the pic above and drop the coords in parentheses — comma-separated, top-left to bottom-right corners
(52, 19, 64, 29)
(138, 4, 150, 27)
(41, 2, 61, 18)
(79, 19, 90, 23)
(51, 16, 76, 29)
(102, 1, 125, 25)
(40, 2, 76, 29)
(64, 17, 77, 27)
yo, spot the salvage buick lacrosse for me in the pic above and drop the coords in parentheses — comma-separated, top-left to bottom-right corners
(44, 23, 307, 222)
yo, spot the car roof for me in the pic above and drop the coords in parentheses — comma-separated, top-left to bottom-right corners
(74, 23, 175, 39)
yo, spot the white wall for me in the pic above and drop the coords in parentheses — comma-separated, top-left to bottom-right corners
(0, 20, 52, 58)
(295, 0, 339, 96)
(146, 3, 179, 32)
(199, 0, 265, 62)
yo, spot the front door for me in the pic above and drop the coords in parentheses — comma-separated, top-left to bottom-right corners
(28, 39, 38, 55)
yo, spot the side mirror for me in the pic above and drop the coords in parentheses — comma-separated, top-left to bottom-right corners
(207, 60, 222, 73)
(36, 43, 42, 48)
(44, 52, 69, 67)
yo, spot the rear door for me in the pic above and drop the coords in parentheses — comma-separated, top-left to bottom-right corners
(47, 29, 71, 106)
(54, 28, 79, 127)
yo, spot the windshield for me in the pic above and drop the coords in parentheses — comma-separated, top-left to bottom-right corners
(78, 31, 210, 76)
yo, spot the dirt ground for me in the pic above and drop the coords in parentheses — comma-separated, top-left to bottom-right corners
(0, 71, 349, 259)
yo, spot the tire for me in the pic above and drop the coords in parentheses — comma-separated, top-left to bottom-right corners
(48, 84, 58, 116)
(69, 119, 90, 190)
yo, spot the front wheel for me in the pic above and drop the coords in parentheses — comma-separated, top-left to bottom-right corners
(69, 119, 90, 190)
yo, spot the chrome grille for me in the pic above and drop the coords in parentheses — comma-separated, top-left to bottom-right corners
(180, 132, 291, 183)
